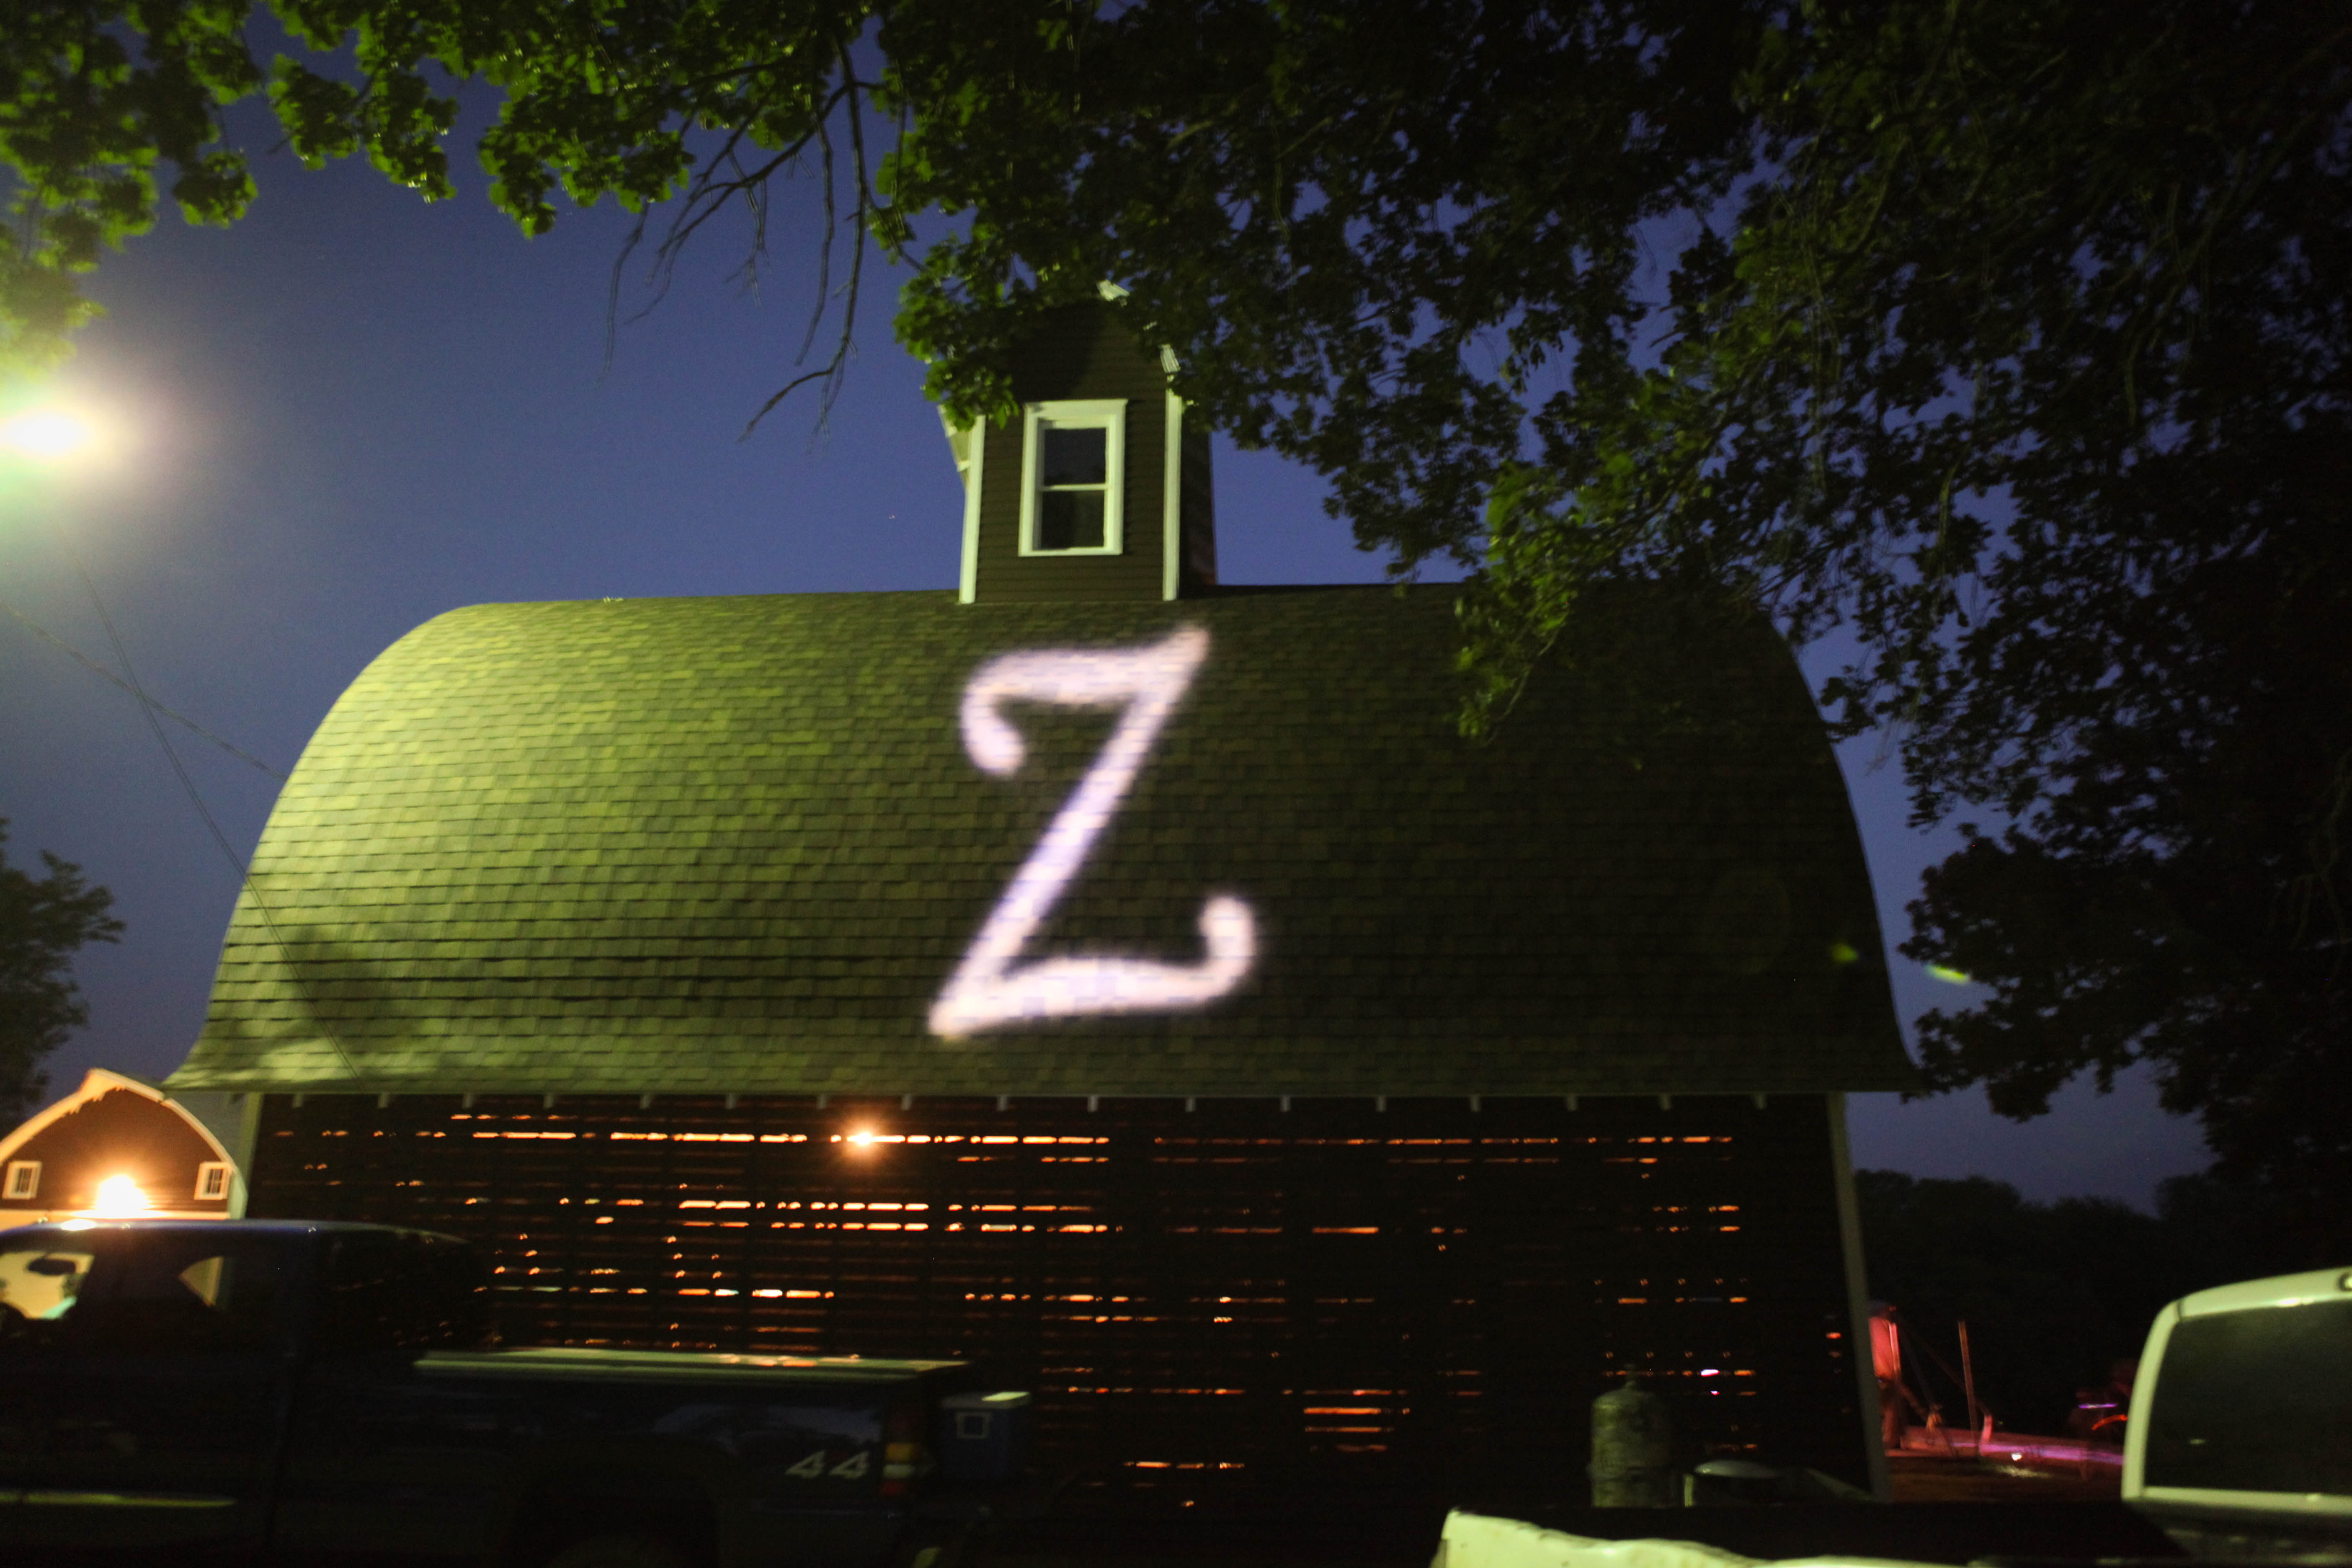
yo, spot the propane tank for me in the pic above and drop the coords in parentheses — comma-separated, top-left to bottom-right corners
(1589, 1378, 1675, 1506)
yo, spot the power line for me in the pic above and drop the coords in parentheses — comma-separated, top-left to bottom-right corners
(1, 598, 287, 780)
(54, 553, 369, 1091)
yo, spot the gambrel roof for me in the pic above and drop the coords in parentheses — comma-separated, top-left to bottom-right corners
(169, 584, 1913, 1097)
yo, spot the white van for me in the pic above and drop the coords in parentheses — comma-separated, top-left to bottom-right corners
(2125, 1266, 2352, 1558)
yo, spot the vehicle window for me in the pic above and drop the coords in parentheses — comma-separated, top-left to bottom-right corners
(318, 1231, 494, 1353)
(73, 1236, 291, 1354)
(2145, 1297, 2352, 1496)
(0, 1245, 99, 1330)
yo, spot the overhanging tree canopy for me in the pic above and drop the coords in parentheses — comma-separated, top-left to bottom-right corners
(6, 0, 2346, 1225)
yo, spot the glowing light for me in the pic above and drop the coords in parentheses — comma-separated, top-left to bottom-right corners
(846, 1129, 878, 1147)
(88, 1174, 151, 1217)
(1926, 963, 1972, 984)
(1828, 941, 1859, 964)
(931, 626, 1256, 1038)
(0, 408, 96, 462)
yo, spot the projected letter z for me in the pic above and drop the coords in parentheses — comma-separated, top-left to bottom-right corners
(932, 627, 1255, 1038)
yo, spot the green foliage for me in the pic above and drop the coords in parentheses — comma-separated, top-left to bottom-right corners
(0, 820, 122, 1124)
(891, 0, 1768, 559)
(2, 0, 878, 382)
(1, 0, 261, 375)
(3, 0, 2345, 1215)
(1856, 1168, 2313, 1433)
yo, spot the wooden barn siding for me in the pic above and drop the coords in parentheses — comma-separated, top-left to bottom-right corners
(975, 309, 1170, 604)
(1179, 425, 1217, 594)
(247, 1093, 1867, 1494)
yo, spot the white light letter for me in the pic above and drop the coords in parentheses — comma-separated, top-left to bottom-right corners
(931, 626, 1255, 1038)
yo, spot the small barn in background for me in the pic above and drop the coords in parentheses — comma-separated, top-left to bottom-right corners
(166, 302, 1912, 1500)
(0, 1068, 241, 1225)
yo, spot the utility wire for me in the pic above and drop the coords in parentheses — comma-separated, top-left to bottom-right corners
(59, 549, 369, 1091)
(1, 598, 286, 779)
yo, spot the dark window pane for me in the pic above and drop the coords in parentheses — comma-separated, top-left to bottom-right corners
(1039, 490, 1106, 551)
(77, 1238, 291, 1354)
(1040, 426, 1107, 487)
(0, 1246, 98, 1338)
(2144, 1298, 2352, 1496)
(319, 1231, 495, 1353)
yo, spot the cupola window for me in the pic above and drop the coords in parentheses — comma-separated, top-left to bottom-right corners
(1020, 400, 1127, 555)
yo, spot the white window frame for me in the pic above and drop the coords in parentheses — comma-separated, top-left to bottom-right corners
(1019, 400, 1127, 557)
(3, 1161, 38, 1202)
(194, 1161, 232, 1202)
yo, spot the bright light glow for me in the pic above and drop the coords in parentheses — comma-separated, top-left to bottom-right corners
(1926, 963, 1972, 985)
(931, 626, 1256, 1038)
(846, 1129, 878, 1147)
(0, 409, 98, 462)
(88, 1173, 151, 1217)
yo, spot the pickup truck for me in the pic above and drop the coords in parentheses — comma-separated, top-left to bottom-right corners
(0, 1219, 1032, 1566)
(2124, 1264, 2352, 1560)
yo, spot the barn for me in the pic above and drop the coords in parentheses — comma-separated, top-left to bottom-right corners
(165, 303, 1912, 1500)
(0, 1069, 242, 1227)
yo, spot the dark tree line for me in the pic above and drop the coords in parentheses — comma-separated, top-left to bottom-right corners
(0, 820, 120, 1122)
(1857, 1168, 2316, 1435)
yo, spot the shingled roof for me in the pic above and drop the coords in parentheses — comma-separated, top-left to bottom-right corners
(170, 584, 1913, 1097)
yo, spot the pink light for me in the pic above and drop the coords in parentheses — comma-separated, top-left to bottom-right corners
(932, 627, 1255, 1037)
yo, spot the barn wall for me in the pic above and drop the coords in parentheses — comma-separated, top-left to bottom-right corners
(246, 1092, 1868, 1495)
(1179, 423, 1217, 593)
(0, 1085, 235, 1223)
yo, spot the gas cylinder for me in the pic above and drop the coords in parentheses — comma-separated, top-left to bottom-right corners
(1589, 1378, 1675, 1506)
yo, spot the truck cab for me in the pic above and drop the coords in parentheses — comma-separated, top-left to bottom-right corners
(0, 1220, 1027, 1564)
(2124, 1266, 2352, 1560)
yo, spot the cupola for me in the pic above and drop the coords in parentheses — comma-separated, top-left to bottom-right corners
(944, 299, 1217, 603)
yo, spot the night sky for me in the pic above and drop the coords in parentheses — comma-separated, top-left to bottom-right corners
(0, 120, 2210, 1206)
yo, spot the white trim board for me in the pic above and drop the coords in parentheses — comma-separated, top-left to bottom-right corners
(955, 415, 985, 604)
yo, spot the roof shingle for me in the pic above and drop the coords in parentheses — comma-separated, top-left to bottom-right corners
(170, 584, 1914, 1096)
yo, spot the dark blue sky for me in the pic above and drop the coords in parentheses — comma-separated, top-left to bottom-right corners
(0, 131, 2209, 1204)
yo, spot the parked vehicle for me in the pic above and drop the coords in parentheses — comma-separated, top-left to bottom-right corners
(2125, 1265, 2352, 1560)
(0, 1220, 1031, 1565)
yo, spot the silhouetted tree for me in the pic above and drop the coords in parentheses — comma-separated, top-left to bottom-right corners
(1858, 1169, 2319, 1432)
(0, 820, 122, 1123)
